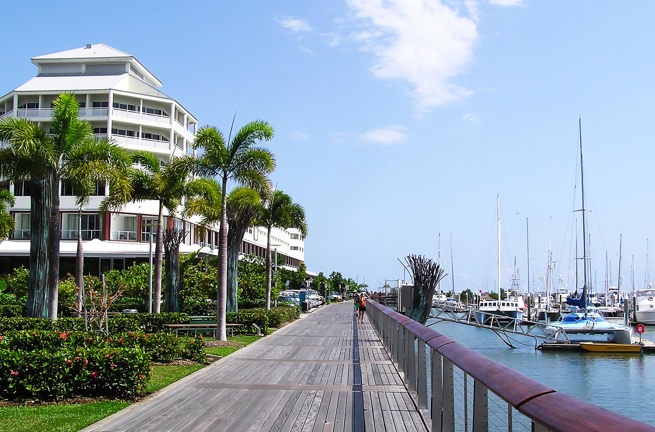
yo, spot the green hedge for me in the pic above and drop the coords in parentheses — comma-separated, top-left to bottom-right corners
(0, 346, 150, 400)
(0, 330, 205, 363)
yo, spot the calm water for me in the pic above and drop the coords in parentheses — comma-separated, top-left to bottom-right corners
(425, 317, 655, 426)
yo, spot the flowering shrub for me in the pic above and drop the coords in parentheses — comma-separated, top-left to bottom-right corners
(0, 346, 150, 400)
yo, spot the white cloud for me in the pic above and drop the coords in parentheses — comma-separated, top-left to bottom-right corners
(290, 130, 310, 141)
(346, 0, 478, 112)
(278, 17, 312, 33)
(489, 0, 524, 6)
(463, 112, 479, 123)
(359, 125, 407, 146)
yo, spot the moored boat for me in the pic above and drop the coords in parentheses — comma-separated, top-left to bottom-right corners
(579, 341, 642, 353)
(634, 288, 655, 324)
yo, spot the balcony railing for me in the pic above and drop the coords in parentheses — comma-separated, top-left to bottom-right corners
(112, 108, 170, 125)
(61, 229, 101, 240)
(367, 301, 655, 432)
(17, 108, 53, 119)
(111, 230, 138, 241)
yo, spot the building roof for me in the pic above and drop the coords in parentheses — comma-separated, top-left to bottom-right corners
(32, 43, 162, 87)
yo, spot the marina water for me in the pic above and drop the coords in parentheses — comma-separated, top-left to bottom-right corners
(425, 316, 655, 426)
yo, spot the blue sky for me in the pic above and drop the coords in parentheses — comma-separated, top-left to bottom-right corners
(2, 1, 655, 295)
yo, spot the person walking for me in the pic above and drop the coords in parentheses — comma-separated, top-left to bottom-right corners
(358, 292, 369, 324)
(353, 292, 360, 316)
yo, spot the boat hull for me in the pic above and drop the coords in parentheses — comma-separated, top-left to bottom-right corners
(579, 342, 642, 353)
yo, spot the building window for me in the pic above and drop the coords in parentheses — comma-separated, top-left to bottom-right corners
(14, 213, 30, 239)
(62, 213, 101, 240)
(13, 181, 31, 196)
(94, 181, 106, 196)
(92, 101, 109, 108)
(142, 106, 169, 117)
(61, 180, 75, 196)
(111, 128, 136, 137)
(18, 102, 39, 109)
(93, 127, 108, 134)
(112, 102, 138, 112)
(142, 217, 158, 242)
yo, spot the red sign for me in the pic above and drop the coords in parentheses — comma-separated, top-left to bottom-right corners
(636, 323, 646, 334)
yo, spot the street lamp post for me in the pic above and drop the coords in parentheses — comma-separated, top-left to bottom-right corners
(147, 222, 153, 313)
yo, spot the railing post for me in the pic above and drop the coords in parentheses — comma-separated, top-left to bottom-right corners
(417, 339, 428, 409)
(473, 379, 488, 432)
(442, 358, 455, 432)
(431, 348, 443, 432)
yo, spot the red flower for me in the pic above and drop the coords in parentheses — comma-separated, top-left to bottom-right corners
(0, 335, 4, 342)
(138, 374, 144, 380)
(111, 363, 117, 368)
(60, 332, 68, 340)
(9, 370, 18, 377)
(91, 371, 98, 379)
(118, 337, 124, 344)
(74, 356, 81, 362)
(105, 354, 111, 359)
(66, 359, 72, 365)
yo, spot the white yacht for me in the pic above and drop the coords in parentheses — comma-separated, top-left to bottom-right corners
(634, 288, 655, 324)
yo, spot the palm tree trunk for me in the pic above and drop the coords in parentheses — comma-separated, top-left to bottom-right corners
(27, 174, 51, 318)
(75, 207, 84, 317)
(48, 172, 61, 320)
(265, 226, 272, 310)
(154, 202, 164, 313)
(226, 226, 242, 313)
(216, 175, 228, 341)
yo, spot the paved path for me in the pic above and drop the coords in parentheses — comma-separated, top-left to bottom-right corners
(82, 302, 427, 432)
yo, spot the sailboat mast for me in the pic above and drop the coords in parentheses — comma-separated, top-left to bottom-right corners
(526, 217, 531, 318)
(579, 118, 590, 298)
(497, 194, 502, 300)
(450, 232, 455, 293)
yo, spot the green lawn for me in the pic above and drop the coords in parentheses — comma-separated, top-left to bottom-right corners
(0, 334, 261, 432)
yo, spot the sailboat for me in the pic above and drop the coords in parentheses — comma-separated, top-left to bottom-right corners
(545, 119, 633, 345)
(474, 195, 524, 324)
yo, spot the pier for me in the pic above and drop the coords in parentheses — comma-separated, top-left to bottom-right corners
(82, 300, 655, 431)
(82, 302, 427, 432)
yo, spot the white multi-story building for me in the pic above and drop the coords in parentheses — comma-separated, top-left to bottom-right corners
(0, 43, 305, 275)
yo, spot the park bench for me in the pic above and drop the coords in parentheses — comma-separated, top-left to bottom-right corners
(163, 320, 243, 337)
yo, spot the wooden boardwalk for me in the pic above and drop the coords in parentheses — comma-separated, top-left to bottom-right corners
(82, 302, 427, 432)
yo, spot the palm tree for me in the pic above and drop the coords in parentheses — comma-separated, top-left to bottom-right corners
(192, 121, 275, 340)
(0, 189, 16, 240)
(184, 180, 264, 313)
(129, 151, 192, 313)
(0, 93, 97, 318)
(259, 189, 307, 310)
(226, 187, 264, 312)
(62, 137, 131, 316)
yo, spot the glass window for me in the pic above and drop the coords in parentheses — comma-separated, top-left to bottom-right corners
(14, 213, 30, 239)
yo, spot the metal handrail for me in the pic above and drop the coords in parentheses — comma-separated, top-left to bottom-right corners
(367, 300, 655, 432)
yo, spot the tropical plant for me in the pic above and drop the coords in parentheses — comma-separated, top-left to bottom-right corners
(61, 137, 131, 316)
(258, 190, 307, 310)
(192, 120, 275, 341)
(184, 179, 265, 313)
(128, 151, 192, 313)
(0, 189, 15, 239)
(0, 93, 118, 319)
